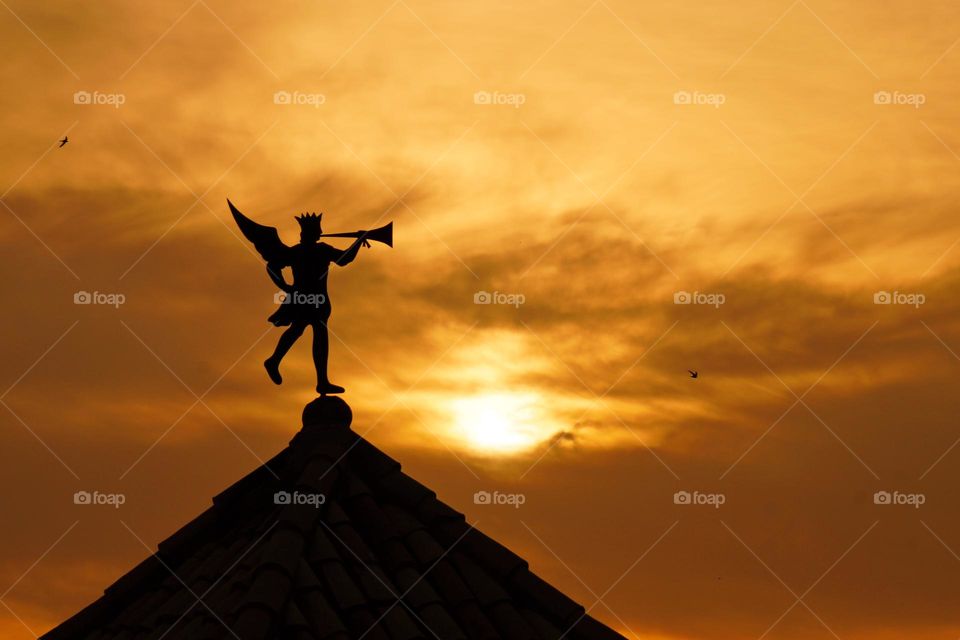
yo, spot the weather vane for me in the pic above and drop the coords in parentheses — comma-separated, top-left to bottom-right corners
(228, 199, 392, 395)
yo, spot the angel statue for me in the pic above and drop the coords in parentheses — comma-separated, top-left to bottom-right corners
(228, 199, 393, 395)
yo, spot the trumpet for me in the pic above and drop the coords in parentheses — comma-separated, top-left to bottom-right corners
(320, 221, 393, 247)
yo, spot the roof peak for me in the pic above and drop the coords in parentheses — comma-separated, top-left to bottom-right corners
(41, 396, 626, 640)
(302, 395, 353, 430)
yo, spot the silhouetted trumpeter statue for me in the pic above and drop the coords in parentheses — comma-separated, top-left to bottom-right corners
(228, 199, 392, 395)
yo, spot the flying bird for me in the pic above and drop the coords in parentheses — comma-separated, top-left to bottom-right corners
(688, 369, 698, 379)
(58, 136, 68, 148)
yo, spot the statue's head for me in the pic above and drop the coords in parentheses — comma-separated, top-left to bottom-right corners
(296, 212, 322, 243)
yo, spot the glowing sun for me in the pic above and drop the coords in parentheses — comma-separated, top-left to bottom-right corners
(449, 392, 556, 454)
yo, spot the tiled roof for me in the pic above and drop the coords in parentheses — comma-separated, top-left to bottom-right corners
(42, 397, 626, 640)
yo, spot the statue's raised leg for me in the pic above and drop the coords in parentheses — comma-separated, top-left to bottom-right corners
(265, 323, 306, 385)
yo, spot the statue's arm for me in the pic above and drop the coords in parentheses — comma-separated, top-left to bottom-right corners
(332, 237, 366, 266)
(266, 262, 292, 291)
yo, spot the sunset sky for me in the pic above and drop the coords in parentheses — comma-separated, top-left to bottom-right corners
(3, 0, 960, 638)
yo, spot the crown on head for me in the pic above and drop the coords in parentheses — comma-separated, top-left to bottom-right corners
(296, 212, 323, 232)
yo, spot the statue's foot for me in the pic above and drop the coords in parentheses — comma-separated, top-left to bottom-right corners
(316, 381, 345, 395)
(264, 358, 282, 385)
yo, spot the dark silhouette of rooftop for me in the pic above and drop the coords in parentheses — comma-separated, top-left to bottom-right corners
(42, 397, 625, 640)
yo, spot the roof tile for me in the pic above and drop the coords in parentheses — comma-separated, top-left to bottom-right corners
(487, 600, 539, 639)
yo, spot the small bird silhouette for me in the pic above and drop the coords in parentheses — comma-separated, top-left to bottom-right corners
(688, 369, 698, 379)
(58, 136, 68, 148)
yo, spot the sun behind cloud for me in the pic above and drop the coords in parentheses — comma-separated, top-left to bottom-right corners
(448, 391, 560, 454)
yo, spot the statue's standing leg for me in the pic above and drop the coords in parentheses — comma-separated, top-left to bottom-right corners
(313, 321, 344, 394)
(264, 322, 306, 384)
(312, 320, 330, 387)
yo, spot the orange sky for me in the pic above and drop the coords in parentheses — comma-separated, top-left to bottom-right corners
(3, 0, 960, 638)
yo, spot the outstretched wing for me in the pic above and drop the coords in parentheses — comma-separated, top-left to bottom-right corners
(227, 199, 290, 265)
